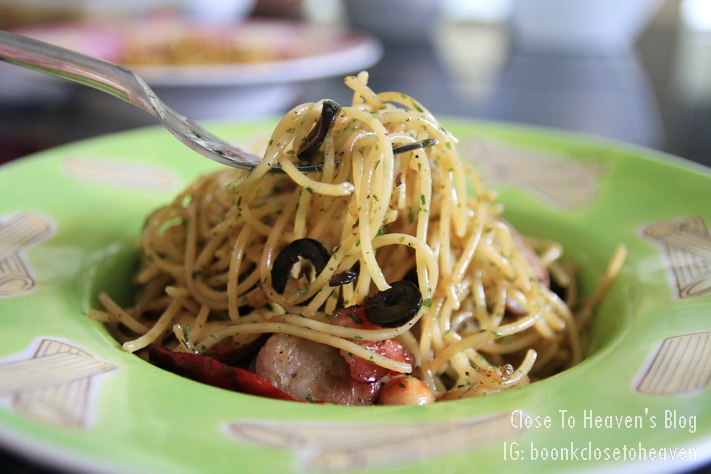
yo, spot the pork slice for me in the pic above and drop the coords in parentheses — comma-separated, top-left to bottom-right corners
(504, 219, 549, 287)
(255, 333, 379, 405)
(499, 219, 551, 315)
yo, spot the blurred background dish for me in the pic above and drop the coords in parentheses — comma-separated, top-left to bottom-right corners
(13, 17, 382, 87)
(4, 16, 382, 123)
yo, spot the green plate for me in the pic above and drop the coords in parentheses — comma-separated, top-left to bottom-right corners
(1, 119, 709, 473)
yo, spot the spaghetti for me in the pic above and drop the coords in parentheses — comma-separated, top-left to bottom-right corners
(91, 72, 625, 404)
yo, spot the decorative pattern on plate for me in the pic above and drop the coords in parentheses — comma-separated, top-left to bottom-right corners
(636, 331, 711, 395)
(0, 212, 53, 297)
(464, 139, 606, 209)
(0, 338, 117, 428)
(640, 216, 711, 298)
(63, 156, 179, 191)
(227, 412, 520, 471)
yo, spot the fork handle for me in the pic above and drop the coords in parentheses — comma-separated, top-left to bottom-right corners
(0, 29, 154, 113)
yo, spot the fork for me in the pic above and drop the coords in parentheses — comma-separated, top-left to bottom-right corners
(0, 30, 323, 172)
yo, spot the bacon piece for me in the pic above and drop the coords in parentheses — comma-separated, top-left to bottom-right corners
(498, 219, 551, 315)
(332, 304, 414, 383)
(503, 219, 549, 287)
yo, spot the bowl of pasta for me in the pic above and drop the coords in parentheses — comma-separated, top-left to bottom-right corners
(10, 17, 383, 120)
(0, 73, 709, 473)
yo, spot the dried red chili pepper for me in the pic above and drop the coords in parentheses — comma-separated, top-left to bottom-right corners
(148, 343, 297, 402)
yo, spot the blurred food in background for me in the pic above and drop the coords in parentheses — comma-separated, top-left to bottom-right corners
(0, 0, 184, 29)
(0, 3, 79, 29)
(119, 26, 276, 66)
(13, 17, 373, 70)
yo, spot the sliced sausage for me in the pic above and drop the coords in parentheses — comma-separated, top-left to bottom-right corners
(255, 333, 380, 405)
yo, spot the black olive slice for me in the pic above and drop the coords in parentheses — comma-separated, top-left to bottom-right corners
(329, 262, 360, 287)
(365, 280, 423, 328)
(297, 100, 342, 162)
(271, 238, 330, 294)
(391, 138, 438, 155)
(329, 270, 358, 287)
